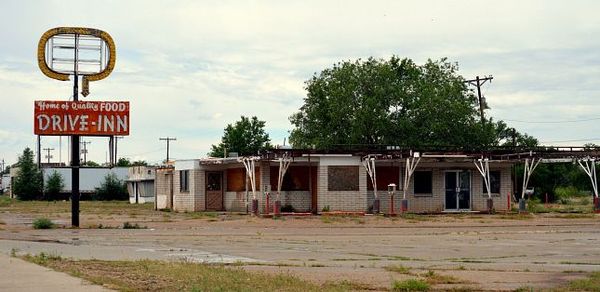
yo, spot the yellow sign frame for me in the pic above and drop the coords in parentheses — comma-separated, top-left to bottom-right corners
(37, 27, 116, 96)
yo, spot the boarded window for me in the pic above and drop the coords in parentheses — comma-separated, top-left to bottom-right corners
(483, 171, 501, 194)
(367, 166, 400, 191)
(413, 171, 432, 194)
(179, 170, 189, 192)
(270, 166, 310, 191)
(328, 166, 359, 191)
(227, 168, 245, 192)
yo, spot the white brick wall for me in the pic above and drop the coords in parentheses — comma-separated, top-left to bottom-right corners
(318, 165, 368, 212)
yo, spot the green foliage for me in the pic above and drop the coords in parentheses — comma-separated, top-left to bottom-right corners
(289, 56, 535, 149)
(122, 222, 146, 229)
(93, 173, 128, 201)
(392, 279, 430, 291)
(83, 160, 100, 167)
(44, 171, 64, 201)
(13, 148, 43, 200)
(116, 157, 131, 167)
(32, 218, 55, 229)
(516, 163, 598, 201)
(209, 116, 272, 157)
(567, 271, 600, 291)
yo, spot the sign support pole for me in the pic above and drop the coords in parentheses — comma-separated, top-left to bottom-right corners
(71, 36, 80, 227)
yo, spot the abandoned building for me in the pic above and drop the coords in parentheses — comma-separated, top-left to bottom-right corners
(155, 149, 522, 214)
(126, 166, 156, 204)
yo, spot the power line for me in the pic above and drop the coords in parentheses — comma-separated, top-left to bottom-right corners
(159, 137, 177, 163)
(540, 138, 600, 143)
(43, 147, 55, 164)
(465, 75, 493, 124)
(502, 117, 600, 124)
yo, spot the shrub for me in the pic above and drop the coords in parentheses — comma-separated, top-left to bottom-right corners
(122, 222, 146, 229)
(32, 218, 55, 229)
(44, 170, 65, 201)
(281, 204, 295, 213)
(93, 172, 128, 200)
(392, 279, 430, 291)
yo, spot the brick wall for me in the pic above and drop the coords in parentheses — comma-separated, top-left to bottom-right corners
(155, 168, 173, 210)
(173, 169, 205, 212)
(318, 165, 368, 212)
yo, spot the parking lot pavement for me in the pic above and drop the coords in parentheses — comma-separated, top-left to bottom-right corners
(0, 253, 110, 292)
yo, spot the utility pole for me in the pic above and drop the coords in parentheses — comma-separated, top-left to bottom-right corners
(159, 137, 177, 164)
(465, 75, 493, 124)
(80, 140, 91, 164)
(43, 148, 55, 164)
(1, 159, 5, 174)
(114, 136, 124, 164)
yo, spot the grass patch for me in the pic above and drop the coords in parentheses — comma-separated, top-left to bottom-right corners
(185, 211, 219, 219)
(565, 271, 600, 291)
(0, 195, 14, 207)
(32, 218, 55, 229)
(392, 279, 430, 291)
(422, 270, 468, 284)
(384, 264, 411, 274)
(21, 253, 367, 292)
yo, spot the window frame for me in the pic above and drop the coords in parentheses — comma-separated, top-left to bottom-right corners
(413, 170, 433, 196)
(179, 170, 189, 192)
(483, 170, 501, 195)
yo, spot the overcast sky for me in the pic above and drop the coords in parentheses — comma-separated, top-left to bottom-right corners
(1, 0, 600, 166)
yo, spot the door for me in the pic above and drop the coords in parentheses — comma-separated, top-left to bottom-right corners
(445, 171, 471, 210)
(206, 172, 223, 210)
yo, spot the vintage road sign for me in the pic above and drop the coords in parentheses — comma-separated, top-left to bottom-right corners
(34, 100, 129, 136)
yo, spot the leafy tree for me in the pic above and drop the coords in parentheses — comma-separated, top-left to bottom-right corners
(93, 172, 128, 200)
(209, 116, 272, 157)
(116, 157, 131, 167)
(44, 170, 64, 201)
(132, 160, 148, 166)
(83, 160, 100, 167)
(1, 165, 10, 175)
(13, 148, 43, 200)
(289, 57, 535, 149)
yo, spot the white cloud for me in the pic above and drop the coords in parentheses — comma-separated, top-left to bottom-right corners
(2, 0, 600, 164)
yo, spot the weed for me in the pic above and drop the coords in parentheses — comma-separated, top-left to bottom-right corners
(392, 279, 430, 291)
(32, 218, 55, 229)
(567, 271, 600, 291)
(321, 205, 330, 212)
(423, 270, 468, 284)
(23, 252, 63, 265)
(384, 264, 411, 274)
(122, 222, 146, 229)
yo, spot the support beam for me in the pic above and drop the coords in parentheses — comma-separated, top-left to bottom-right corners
(402, 152, 421, 200)
(578, 158, 598, 198)
(521, 158, 541, 199)
(276, 153, 292, 201)
(474, 158, 492, 199)
(240, 157, 259, 200)
(362, 155, 378, 199)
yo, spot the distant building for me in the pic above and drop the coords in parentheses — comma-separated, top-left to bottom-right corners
(155, 166, 174, 210)
(126, 166, 155, 204)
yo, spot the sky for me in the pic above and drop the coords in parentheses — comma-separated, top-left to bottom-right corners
(1, 0, 600, 166)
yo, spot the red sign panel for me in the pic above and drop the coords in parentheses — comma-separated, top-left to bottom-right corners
(34, 100, 129, 136)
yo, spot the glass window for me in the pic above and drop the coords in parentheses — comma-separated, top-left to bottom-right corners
(413, 171, 432, 194)
(483, 171, 501, 194)
(179, 170, 189, 192)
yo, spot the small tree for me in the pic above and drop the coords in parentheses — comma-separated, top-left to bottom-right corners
(209, 116, 272, 157)
(44, 170, 64, 201)
(93, 173, 128, 201)
(116, 157, 131, 167)
(13, 148, 43, 200)
(83, 160, 100, 167)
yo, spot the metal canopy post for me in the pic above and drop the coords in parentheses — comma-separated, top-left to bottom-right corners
(577, 158, 598, 199)
(402, 152, 421, 200)
(362, 154, 379, 213)
(474, 158, 494, 213)
(276, 153, 292, 202)
(474, 158, 492, 199)
(521, 158, 541, 199)
(240, 157, 259, 215)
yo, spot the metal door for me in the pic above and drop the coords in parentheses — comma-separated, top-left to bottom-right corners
(445, 171, 471, 210)
(205, 172, 223, 210)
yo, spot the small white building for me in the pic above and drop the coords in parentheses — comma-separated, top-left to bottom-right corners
(42, 167, 129, 194)
(126, 166, 155, 204)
